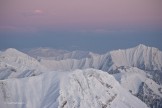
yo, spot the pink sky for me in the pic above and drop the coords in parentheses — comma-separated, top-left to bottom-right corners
(0, 0, 162, 32)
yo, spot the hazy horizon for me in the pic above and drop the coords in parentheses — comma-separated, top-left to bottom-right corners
(0, 0, 162, 53)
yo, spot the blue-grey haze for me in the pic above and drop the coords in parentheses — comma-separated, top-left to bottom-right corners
(0, 30, 162, 53)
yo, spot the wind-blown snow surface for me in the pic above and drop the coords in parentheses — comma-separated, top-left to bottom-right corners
(0, 69, 148, 108)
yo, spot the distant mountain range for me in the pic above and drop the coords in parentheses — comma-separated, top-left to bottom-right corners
(0, 44, 162, 108)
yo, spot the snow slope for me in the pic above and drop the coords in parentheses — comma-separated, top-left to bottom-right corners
(33, 44, 162, 108)
(38, 44, 162, 73)
(113, 67, 162, 107)
(110, 44, 162, 71)
(0, 48, 46, 80)
(113, 67, 162, 96)
(0, 44, 161, 108)
(0, 69, 148, 108)
(59, 69, 147, 108)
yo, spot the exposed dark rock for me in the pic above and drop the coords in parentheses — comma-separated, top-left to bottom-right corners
(136, 82, 162, 108)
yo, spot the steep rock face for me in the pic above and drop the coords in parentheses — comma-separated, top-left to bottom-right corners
(137, 82, 162, 108)
(148, 70, 162, 85)
(0, 69, 148, 108)
(113, 67, 162, 108)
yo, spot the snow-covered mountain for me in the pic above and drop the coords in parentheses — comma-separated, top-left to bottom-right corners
(0, 48, 47, 80)
(0, 44, 162, 108)
(113, 67, 162, 108)
(24, 48, 96, 61)
(23, 47, 69, 58)
(110, 44, 162, 71)
(0, 69, 148, 108)
(38, 44, 162, 72)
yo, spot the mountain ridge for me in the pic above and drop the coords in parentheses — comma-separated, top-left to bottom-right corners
(0, 44, 162, 108)
(0, 69, 148, 108)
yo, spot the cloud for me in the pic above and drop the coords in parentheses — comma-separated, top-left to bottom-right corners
(22, 9, 45, 17)
(33, 9, 44, 14)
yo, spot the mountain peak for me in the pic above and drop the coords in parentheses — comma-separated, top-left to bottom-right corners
(135, 44, 159, 51)
(5, 48, 19, 52)
(3, 48, 26, 57)
(137, 44, 147, 48)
